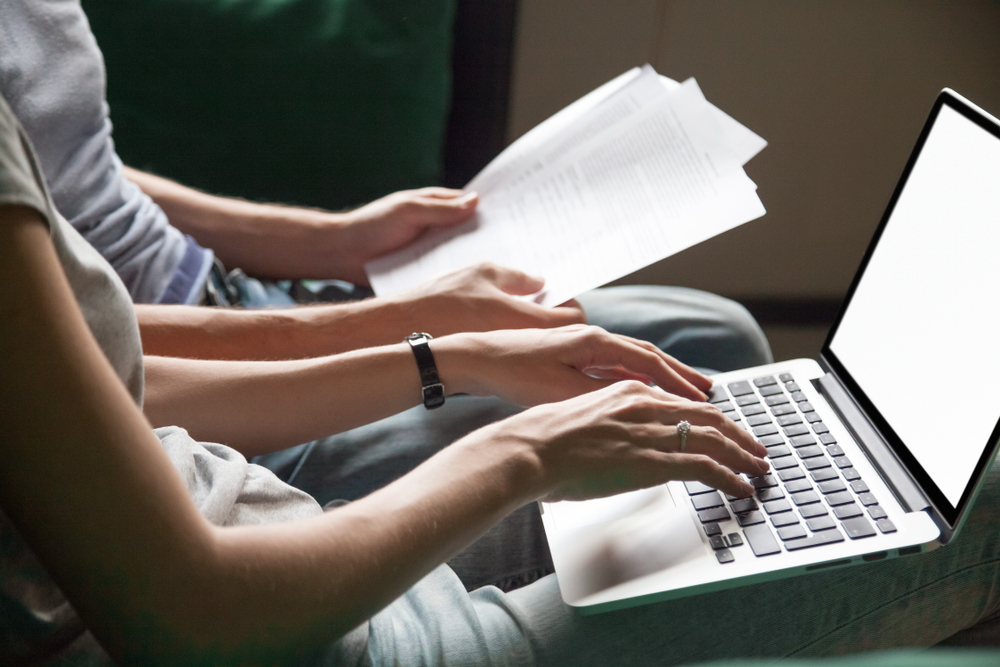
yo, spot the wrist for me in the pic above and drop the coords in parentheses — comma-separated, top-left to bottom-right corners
(428, 333, 492, 397)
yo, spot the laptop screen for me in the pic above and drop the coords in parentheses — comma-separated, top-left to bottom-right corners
(825, 92, 1000, 525)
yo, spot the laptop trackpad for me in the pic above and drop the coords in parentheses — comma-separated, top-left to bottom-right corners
(548, 485, 704, 600)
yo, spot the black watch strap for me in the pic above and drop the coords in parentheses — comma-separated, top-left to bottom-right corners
(405, 333, 445, 409)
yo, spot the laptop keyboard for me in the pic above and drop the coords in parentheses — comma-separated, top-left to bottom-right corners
(689, 373, 899, 564)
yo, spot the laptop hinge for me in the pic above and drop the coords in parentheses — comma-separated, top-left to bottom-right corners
(813, 372, 929, 514)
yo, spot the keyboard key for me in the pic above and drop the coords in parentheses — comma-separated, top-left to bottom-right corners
(858, 493, 879, 507)
(727, 532, 744, 547)
(798, 401, 814, 413)
(813, 422, 830, 434)
(783, 424, 810, 437)
(692, 492, 725, 510)
(834, 503, 864, 520)
(744, 524, 782, 556)
(785, 381, 802, 393)
(825, 491, 855, 506)
(778, 524, 807, 541)
(784, 479, 813, 493)
(766, 444, 792, 458)
(807, 516, 837, 532)
(753, 424, 779, 437)
(819, 433, 838, 445)
(841, 516, 877, 539)
(770, 455, 799, 470)
(805, 412, 824, 423)
(770, 512, 800, 527)
(760, 384, 785, 397)
(737, 394, 761, 407)
(791, 490, 821, 506)
(791, 391, 808, 402)
(771, 404, 796, 416)
(777, 414, 803, 427)
(716, 548, 735, 564)
(827, 445, 845, 457)
(797, 445, 824, 459)
(714, 400, 735, 413)
(704, 522, 722, 537)
(817, 479, 847, 494)
(710, 534, 728, 550)
(778, 467, 806, 482)
(763, 499, 792, 514)
(833, 456, 853, 469)
(754, 376, 778, 387)
(708, 385, 730, 403)
(685, 481, 716, 495)
(728, 381, 754, 396)
(876, 519, 897, 534)
(868, 505, 888, 520)
(842, 468, 862, 481)
(757, 487, 785, 501)
(737, 510, 766, 527)
(766, 394, 790, 407)
(698, 507, 731, 523)
(741, 403, 767, 417)
(784, 528, 845, 551)
(758, 434, 785, 447)
(790, 434, 818, 448)
(751, 475, 778, 489)
(730, 497, 758, 514)
(803, 457, 832, 471)
(850, 480, 870, 494)
(779, 373, 794, 383)
(810, 468, 840, 482)
(723, 411, 740, 422)
(799, 504, 829, 519)
(748, 414, 774, 427)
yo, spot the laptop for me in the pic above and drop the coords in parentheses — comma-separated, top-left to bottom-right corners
(539, 88, 1000, 614)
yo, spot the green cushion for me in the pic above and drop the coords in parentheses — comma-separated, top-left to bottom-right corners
(695, 648, 1000, 667)
(83, 0, 455, 209)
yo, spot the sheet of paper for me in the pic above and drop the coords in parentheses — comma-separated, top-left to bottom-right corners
(367, 75, 766, 307)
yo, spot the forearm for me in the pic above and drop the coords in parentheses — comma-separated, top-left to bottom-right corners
(142, 334, 484, 456)
(123, 167, 347, 278)
(136, 301, 418, 360)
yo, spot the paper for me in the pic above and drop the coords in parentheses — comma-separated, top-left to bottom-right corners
(367, 66, 767, 307)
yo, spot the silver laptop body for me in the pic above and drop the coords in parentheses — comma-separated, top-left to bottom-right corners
(541, 88, 1000, 614)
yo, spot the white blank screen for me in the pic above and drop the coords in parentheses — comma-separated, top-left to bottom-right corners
(830, 105, 1000, 507)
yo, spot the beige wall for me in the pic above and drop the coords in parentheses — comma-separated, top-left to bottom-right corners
(508, 1, 1000, 300)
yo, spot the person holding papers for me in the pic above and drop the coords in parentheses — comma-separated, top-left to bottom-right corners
(4, 87, 1000, 666)
(0, 0, 771, 521)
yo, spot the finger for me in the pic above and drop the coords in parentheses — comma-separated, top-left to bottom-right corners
(586, 337, 707, 401)
(661, 452, 756, 498)
(408, 192, 478, 223)
(660, 403, 768, 459)
(411, 187, 470, 199)
(673, 424, 769, 477)
(549, 299, 588, 325)
(619, 335, 712, 392)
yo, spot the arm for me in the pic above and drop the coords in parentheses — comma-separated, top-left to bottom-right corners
(142, 324, 719, 458)
(123, 166, 476, 284)
(136, 263, 587, 360)
(1, 203, 766, 666)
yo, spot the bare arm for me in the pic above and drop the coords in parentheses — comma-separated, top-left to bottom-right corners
(136, 263, 588, 360)
(123, 166, 476, 284)
(0, 204, 766, 665)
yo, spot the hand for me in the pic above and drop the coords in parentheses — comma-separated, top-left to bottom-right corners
(391, 263, 586, 337)
(436, 324, 713, 405)
(335, 188, 479, 285)
(463, 381, 770, 503)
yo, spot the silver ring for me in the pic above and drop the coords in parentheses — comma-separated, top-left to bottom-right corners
(677, 420, 692, 452)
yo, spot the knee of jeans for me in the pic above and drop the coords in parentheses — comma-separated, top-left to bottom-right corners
(708, 294, 773, 368)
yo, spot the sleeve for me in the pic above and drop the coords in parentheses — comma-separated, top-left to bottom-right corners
(0, 92, 55, 231)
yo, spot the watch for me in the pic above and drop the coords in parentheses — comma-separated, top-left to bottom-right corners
(405, 332, 445, 409)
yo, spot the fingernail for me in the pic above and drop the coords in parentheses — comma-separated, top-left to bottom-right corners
(460, 191, 478, 205)
(743, 482, 755, 496)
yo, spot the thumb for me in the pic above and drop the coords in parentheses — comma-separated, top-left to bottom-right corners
(410, 191, 478, 227)
(484, 264, 546, 296)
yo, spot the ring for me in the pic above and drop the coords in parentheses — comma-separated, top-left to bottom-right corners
(677, 420, 691, 452)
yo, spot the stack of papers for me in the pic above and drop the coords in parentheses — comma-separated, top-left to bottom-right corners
(366, 65, 767, 307)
